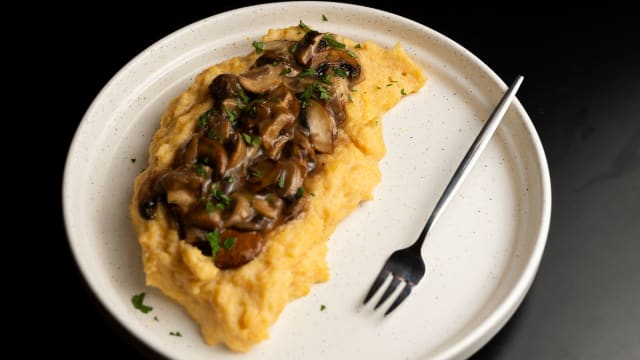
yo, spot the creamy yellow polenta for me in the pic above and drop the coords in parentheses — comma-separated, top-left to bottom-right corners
(130, 26, 425, 352)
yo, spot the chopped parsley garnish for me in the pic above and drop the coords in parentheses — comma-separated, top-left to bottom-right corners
(205, 199, 215, 213)
(153, 316, 158, 321)
(206, 229, 221, 259)
(289, 43, 298, 54)
(355, 43, 362, 48)
(212, 188, 231, 205)
(299, 20, 312, 32)
(223, 236, 236, 250)
(280, 67, 292, 75)
(386, 83, 393, 87)
(250, 169, 262, 178)
(346, 50, 358, 58)
(322, 14, 328, 21)
(252, 40, 264, 53)
(224, 176, 234, 183)
(401, 88, 407, 96)
(310, 192, 316, 197)
(321, 73, 333, 84)
(323, 34, 345, 49)
(193, 163, 207, 177)
(376, 85, 381, 90)
(198, 109, 214, 128)
(224, 107, 238, 124)
(131, 292, 153, 314)
(299, 85, 314, 106)
(235, 88, 250, 104)
(299, 68, 317, 77)
(332, 66, 347, 78)
(169, 331, 182, 337)
(130, 158, 136, 163)
(277, 174, 285, 189)
(320, 304, 326, 311)
(296, 187, 304, 198)
(242, 133, 261, 146)
(316, 83, 331, 101)
(215, 202, 225, 210)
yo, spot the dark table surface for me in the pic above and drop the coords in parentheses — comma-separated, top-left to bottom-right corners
(38, 1, 639, 358)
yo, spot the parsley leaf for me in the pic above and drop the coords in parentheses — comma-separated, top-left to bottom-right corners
(322, 14, 328, 21)
(280, 67, 292, 75)
(223, 236, 236, 250)
(277, 174, 285, 189)
(131, 292, 153, 314)
(320, 304, 326, 311)
(332, 66, 347, 78)
(252, 40, 264, 53)
(401, 88, 407, 96)
(205, 199, 215, 213)
(323, 34, 345, 49)
(299, 68, 317, 77)
(224, 107, 238, 125)
(193, 163, 207, 177)
(206, 229, 221, 260)
(169, 331, 182, 337)
(198, 109, 213, 128)
(296, 187, 304, 198)
(299, 20, 312, 32)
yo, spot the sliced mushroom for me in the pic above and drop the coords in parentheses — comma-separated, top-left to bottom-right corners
(184, 202, 223, 230)
(252, 195, 283, 219)
(312, 49, 363, 85)
(238, 64, 284, 94)
(159, 166, 207, 194)
(287, 128, 316, 174)
(197, 137, 228, 177)
(226, 133, 247, 169)
(246, 157, 281, 192)
(259, 109, 296, 159)
(184, 227, 208, 245)
(204, 111, 232, 142)
(174, 135, 199, 167)
(282, 75, 316, 93)
(166, 189, 197, 216)
(295, 31, 328, 66)
(214, 229, 266, 269)
(225, 193, 254, 228)
(220, 98, 240, 113)
(282, 195, 310, 222)
(209, 74, 244, 108)
(326, 76, 350, 126)
(254, 40, 297, 67)
(303, 100, 336, 153)
(277, 160, 304, 198)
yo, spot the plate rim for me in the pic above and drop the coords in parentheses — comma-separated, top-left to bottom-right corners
(62, 2, 552, 359)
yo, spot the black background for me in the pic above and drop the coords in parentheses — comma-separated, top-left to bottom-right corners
(30, 1, 639, 358)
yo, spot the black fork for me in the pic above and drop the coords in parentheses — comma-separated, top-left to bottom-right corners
(363, 75, 524, 316)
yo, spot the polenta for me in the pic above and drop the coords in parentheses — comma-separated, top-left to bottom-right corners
(130, 24, 425, 352)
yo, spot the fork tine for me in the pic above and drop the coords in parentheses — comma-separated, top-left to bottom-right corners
(384, 284, 412, 316)
(363, 269, 390, 305)
(374, 276, 402, 310)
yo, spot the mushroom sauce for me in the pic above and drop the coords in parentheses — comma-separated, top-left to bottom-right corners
(138, 30, 364, 269)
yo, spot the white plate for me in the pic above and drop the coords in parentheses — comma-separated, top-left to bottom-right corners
(63, 2, 551, 359)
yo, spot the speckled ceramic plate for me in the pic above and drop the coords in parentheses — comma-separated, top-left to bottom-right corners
(63, 2, 551, 359)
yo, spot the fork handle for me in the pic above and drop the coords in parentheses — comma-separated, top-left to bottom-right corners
(413, 75, 524, 250)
